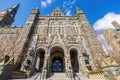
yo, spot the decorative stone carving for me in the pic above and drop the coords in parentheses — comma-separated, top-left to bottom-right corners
(101, 56, 119, 67)
(22, 48, 34, 72)
(67, 36, 77, 43)
(27, 48, 34, 56)
(51, 32, 65, 46)
(38, 36, 47, 44)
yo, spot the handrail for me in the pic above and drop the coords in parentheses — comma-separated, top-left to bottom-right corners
(34, 73, 41, 80)
(4, 57, 14, 66)
(73, 71, 80, 80)
(0, 56, 15, 68)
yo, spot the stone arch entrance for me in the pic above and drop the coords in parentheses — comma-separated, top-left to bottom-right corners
(70, 48, 79, 73)
(52, 56, 63, 72)
(36, 48, 45, 72)
(50, 46, 65, 73)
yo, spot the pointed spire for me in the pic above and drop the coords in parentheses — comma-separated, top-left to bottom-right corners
(8, 3, 20, 18)
(0, 3, 20, 27)
(54, 6, 62, 12)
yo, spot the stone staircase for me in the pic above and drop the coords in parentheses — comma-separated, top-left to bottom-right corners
(47, 73, 69, 80)
(10, 72, 109, 80)
(10, 73, 42, 80)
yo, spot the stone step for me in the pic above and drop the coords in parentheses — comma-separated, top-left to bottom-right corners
(48, 73, 68, 80)
(50, 78, 67, 79)
(10, 73, 42, 80)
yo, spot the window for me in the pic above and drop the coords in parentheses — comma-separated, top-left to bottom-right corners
(82, 53, 90, 64)
(4, 55, 10, 63)
(27, 60, 31, 65)
(85, 60, 89, 64)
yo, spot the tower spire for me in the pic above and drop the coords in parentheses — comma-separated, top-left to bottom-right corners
(0, 3, 20, 27)
(8, 3, 20, 19)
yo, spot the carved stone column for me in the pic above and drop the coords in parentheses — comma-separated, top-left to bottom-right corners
(42, 54, 48, 79)
(43, 54, 48, 69)
(77, 55, 84, 74)
(35, 57, 40, 71)
(65, 54, 73, 80)
(64, 54, 70, 72)
(79, 55, 87, 73)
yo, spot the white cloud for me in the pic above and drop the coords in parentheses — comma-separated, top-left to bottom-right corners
(47, 0, 52, 4)
(93, 12, 120, 31)
(41, 0, 55, 8)
(62, 0, 76, 15)
(63, 1, 67, 8)
(66, 10, 71, 16)
(41, 1, 47, 7)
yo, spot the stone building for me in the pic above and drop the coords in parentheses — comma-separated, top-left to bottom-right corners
(0, 4, 120, 80)
(104, 21, 120, 64)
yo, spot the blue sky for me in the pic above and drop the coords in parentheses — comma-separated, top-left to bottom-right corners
(0, 0, 120, 27)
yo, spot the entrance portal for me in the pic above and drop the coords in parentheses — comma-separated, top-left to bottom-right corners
(52, 56, 63, 72)
(50, 46, 65, 73)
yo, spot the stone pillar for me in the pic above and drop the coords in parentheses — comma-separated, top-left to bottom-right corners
(35, 57, 40, 71)
(79, 55, 87, 72)
(43, 54, 48, 69)
(42, 54, 48, 79)
(78, 55, 84, 73)
(64, 55, 68, 72)
(47, 55, 50, 74)
(65, 54, 73, 80)
(78, 54, 89, 78)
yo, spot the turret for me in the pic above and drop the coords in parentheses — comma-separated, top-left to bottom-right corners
(112, 21, 120, 29)
(76, 8, 84, 16)
(0, 3, 20, 27)
(75, 8, 87, 22)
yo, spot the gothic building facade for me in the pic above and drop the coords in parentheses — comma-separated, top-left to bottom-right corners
(104, 21, 120, 64)
(0, 4, 120, 80)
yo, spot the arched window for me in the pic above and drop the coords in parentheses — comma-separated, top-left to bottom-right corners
(56, 13, 58, 16)
(4, 55, 10, 63)
(82, 53, 89, 64)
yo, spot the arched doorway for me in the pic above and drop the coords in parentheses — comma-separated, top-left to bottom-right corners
(36, 48, 45, 72)
(70, 49, 79, 73)
(52, 56, 63, 72)
(50, 46, 64, 73)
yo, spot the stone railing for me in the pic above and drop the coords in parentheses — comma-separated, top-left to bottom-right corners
(41, 68, 47, 80)
(66, 69, 74, 80)
(88, 71, 105, 79)
(11, 71, 26, 79)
